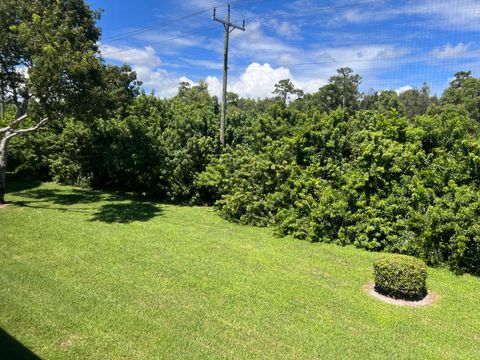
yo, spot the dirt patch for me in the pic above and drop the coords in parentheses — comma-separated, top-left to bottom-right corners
(365, 282, 438, 307)
(0, 203, 10, 209)
(59, 334, 82, 350)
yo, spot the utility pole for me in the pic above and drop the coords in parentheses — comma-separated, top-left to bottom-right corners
(213, 3, 245, 147)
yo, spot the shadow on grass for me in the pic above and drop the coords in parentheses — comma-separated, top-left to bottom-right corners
(90, 201, 163, 224)
(0, 328, 41, 359)
(11, 188, 110, 205)
(6, 175, 42, 194)
(10, 184, 163, 224)
(13, 201, 93, 214)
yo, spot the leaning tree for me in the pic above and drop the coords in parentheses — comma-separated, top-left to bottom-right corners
(0, 0, 139, 204)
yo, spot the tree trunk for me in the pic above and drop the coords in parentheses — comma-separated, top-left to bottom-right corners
(0, 136, 9, 205)
(0, 113, 48, 204)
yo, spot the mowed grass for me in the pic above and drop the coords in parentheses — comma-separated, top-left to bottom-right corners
(1, 181, 479, 359)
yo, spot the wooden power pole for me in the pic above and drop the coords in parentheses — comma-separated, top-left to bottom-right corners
(213, 3, 245, 147)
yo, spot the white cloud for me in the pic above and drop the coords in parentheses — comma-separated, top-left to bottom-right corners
(100, 41, 410, 100)
(332, 0, 480, 31)
(312, 45, 409, 68)
(229, 20, 410, 82)
(134, 31, 206, 54)
(206, 63, 326, 99)
(406, 0, 480, 31)
(299, 78, 327, 93)
(133, 66, 193, 98)
(331, 8, 372, 24)
(101, 44, 192, 98)
(205, 76, 222, 98)
(230, 22, 300, 64)
(267, 19, 301, 40)
(100, 45, 161, 67)
(230, 63, 293, 99)
(292, 45, 410, 84)
(431, 43, 472, 59)
(396, 85, 413, 94)
(180, 58, 223, 70)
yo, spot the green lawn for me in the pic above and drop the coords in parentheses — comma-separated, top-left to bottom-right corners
(1, 180, 479, 359)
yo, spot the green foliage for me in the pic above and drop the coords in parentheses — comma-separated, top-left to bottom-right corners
(322, 67, 362, 111)
(0, 0, 103, 117)
(442, 71, 480, 121)
(374, 255, 427, 299)
(292, 68, 361, 114)
(205, 107, 480, 274)
(399, 83, 435, 120)
(273, 79, 304, 104)
(198, 140, 296, 225)
(9, 59, 480, 275)
(48, 85, 219, 202)
(0, 0, 140, 206)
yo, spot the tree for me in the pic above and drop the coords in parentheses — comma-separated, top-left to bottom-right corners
(399, 83, 434, 120)
(177, 80, 213, 104)
(226, 91, 239, 106)
(359, 89, 380, 111)
(273, 79, 304, 104)
(0, 0, 138, 204)
(330, 67, 362, 110)
(441, 71, 480, 121)
(177, 81, 191, 98)
(315, 68, 362, 112)
(449, 71, 472, 89)
(376, 90, 405, 114)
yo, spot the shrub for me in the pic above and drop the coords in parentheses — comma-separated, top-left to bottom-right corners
(373, 255, 427, 300)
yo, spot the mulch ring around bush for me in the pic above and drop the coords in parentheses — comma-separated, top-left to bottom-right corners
(365, 282, 438, 307)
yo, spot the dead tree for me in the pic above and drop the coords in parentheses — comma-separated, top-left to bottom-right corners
(0, 115, 48, 204)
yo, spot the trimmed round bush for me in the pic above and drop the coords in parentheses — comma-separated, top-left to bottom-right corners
(374, 255, 427, 300)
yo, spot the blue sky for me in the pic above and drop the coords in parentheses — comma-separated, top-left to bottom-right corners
(88, 0, 480, 98)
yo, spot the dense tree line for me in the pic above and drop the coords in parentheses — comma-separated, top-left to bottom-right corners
(5, 66, 480, 274)
(2, 1, 480, 274)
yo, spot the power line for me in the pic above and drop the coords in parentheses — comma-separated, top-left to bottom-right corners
(103, 0, 266, 43)
(169, 52, 475, 74)
(100, 0, 478, 84)
(101, 0, 385, 56)
(103, 8, 214, 42)
(281, 51, 480, 69)
(101, 27, 218, 56)
(239, 0, 385, 24)
(284, 55, 411, 68)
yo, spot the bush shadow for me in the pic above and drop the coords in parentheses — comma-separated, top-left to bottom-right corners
(90, 201, 163, 224)
(11, 188, 110, 205)
(10, 183, 164, 224)
(0, 328, 41, 360)
(6, 174, 42, 194)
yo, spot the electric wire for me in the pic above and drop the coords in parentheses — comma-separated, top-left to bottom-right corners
(103, 0, 268, 43)
(101, 0, 385, 55)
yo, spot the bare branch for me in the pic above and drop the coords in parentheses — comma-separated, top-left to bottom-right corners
(9, 114, 28, 128)
(5, 117, 49, 140)
(0, 114, 29, 135)
(14, 117, 49, 134)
